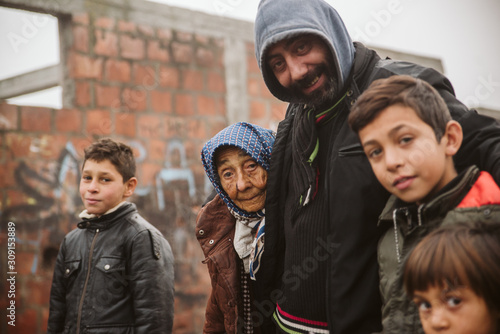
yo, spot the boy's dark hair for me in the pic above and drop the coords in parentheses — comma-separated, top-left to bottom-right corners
(83, 138, 136, 182)
(403, 222, 500, 315)
(348, 75, 451, 141)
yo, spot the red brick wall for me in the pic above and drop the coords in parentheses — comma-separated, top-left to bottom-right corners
(0, 7, 286, 334)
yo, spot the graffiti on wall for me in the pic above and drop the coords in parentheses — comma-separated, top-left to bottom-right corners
(156, 140, 196, 210)
(2, 141, 81, 273)
(1, 139, 211, 275)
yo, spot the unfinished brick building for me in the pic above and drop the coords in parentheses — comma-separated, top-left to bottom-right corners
(0, 0, 450, 333)
(0, 0, 287, 332)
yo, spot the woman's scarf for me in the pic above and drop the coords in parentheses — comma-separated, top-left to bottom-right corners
(201, 122, 275, 279)
(231, 208, 265, 275)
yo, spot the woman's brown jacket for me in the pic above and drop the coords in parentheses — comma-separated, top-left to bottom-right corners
(196, 194, 246, 333)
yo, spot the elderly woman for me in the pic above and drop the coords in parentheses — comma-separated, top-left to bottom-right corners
(197, 122, 275, 333)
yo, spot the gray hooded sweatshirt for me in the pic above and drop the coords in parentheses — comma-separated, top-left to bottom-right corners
(254, 0, 355, 103)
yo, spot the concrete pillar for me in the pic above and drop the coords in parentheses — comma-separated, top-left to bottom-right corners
(224, 36, 248, 124)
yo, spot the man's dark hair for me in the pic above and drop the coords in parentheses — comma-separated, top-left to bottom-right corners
(83, 138, 136, 182)
(348, 75, 451, 141)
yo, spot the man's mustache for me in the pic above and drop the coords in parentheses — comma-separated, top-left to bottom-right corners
(289, 65, 325, 92)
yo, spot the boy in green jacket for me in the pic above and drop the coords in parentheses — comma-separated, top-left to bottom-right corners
(348, 75, 500, 334)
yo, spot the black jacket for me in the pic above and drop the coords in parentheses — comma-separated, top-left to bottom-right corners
(47, 202, 175, 334)
(255, 43, 500, 333)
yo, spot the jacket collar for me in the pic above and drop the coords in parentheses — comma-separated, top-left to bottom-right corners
(379, 165, 480, 227)
(196, 195, 236, 256)
(77, 202, 136, 231)
(379, 166, 479, 264)
(351, 42, 381, 93)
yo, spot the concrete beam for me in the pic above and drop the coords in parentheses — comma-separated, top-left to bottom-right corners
(371, 45, 444, 74)
(0, 64, 60, 99)
(0, 0, 83, 16)
(84, 0, 254, 41)
(477, 107, 500, 120)
(0, 0, 254, 40)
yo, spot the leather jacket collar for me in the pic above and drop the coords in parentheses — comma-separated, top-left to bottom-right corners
(77, 202, 136, 231)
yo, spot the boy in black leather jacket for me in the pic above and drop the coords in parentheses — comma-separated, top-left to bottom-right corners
(47, 138, 174, 334)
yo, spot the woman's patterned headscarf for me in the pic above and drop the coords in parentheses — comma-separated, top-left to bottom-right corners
(202, 122, 275, 278)
(201, 122, 275, 217)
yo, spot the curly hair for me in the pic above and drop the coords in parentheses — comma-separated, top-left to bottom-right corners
(83, 138, 136, 182)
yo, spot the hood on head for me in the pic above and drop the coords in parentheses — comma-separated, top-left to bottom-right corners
(254, 0, 355, 102)
(201, 122, 275, 216)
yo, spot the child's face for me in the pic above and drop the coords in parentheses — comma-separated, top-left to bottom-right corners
(80, 159, 137, 216)
(412, 284, 498, 334)
(358, 104, 459, 204)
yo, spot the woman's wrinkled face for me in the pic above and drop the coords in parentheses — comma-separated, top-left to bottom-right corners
(215, 146, 267, 212)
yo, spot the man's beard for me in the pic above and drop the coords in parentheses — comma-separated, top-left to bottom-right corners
(288, 63, 338, 108)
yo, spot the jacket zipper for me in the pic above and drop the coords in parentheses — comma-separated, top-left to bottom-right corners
(392, 204, 425, 264)
(392, 208, 410, 264)
(417, 204, 424, 226)
(76, 229, 100, 334)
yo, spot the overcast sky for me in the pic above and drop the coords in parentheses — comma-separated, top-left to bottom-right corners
(1, 0, 499, 110)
